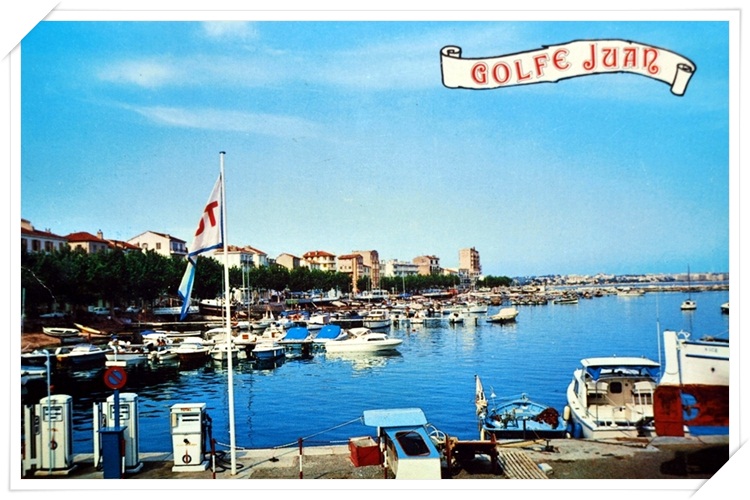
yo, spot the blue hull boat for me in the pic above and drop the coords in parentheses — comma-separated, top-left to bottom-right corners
(475, 375, 567, 440)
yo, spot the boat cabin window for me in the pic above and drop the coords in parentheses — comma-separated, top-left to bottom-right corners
(395, 431, 430, 456)
(609, 381, 623, 394)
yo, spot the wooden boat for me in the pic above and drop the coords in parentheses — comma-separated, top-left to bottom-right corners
(475, 375, 566, 440)
(41, 327, 80, 342)
(654, 330, 728, 437)
(554, 293, 579, 304)
(73, 323, 112, 341)
(565, 356, 660, 439)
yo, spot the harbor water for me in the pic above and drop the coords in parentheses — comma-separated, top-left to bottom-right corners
(28, 289, 729, 455)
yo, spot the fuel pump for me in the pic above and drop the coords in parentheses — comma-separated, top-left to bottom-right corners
(170, 403, 211, 472)
(22, 394, 77, 476)
(93, 392, 143, 473)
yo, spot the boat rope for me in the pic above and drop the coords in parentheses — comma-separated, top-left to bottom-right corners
(213, 416, 365, 451)
(272, 416, 365, 449)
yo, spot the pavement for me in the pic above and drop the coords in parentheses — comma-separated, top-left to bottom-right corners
(18, 434, 729, 482)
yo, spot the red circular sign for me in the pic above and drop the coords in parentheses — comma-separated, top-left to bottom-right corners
(103, 366, 127, 389)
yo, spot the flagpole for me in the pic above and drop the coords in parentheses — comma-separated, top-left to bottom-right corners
(220, 151, 237, 475)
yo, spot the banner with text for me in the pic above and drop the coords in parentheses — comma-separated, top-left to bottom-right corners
(440, 39, 695, 96)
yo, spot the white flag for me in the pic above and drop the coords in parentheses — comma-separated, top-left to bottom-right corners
(178, 174, 223, 320)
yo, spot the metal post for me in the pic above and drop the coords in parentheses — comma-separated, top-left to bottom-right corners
(298, 437, 303, 479)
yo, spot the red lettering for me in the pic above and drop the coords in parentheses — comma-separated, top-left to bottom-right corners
(583, 43, 597, 71)
(602, 47, 618, 68)
(491, 62, 511, 84)
(533, 53, 549, 76)
(643, 48, 660, 75)
(195, 200, 219, 236)
(622, 47, 637, 68)
(553, 49, 569, 70)
(471, 63, 488, 85)
(514, 59, 532, 82)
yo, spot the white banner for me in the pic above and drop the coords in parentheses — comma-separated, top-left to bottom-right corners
(441, 39, 696, 96)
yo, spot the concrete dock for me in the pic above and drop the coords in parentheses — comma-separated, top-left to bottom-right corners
(18, 435, 729, 482)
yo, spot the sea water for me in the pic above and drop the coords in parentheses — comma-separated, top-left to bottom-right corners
(35, 289, 729, 455)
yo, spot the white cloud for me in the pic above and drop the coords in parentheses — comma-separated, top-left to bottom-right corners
(201, 21, 259, 41)
(129, 105, 323, 139)
(97, 59, 178, 88)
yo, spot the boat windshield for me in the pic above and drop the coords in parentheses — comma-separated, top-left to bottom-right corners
(395, 431, 430, 456)
(585, 365, 660, 380)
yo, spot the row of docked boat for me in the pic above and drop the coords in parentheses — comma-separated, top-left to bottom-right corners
(23, 322, 405, 377)
(475, 328, 729, 441)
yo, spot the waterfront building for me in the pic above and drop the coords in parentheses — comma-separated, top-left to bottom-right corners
(20, 219, 67, 253)
(212, 244, 269, 269)
(128, 230, 187, 258)
(276, 252, 303, 270)
(352, 250, 380, 289)
(66, 230, 111, 254)
(381, 259, 419, 278)
(337, 253, 369, 295)
(413, 255, 441, 275)
(302, 250, 337, 272)
(459, 247, 481, 277)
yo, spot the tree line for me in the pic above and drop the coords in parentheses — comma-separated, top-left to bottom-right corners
(21, 247, 512, 316)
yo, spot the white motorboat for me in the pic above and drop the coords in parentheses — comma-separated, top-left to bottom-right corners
(565, 356, 661, 439)
(249, 310, 276, 331)
(106, 341, 150, 365)
(312, 324, 348, 344)
(362, 309, 391, 329)
(680, 299, 697, 311)
(324, 328, 402, 353)
(447, 310, 467, 324)
(55, 343, 111, 368)
(486, 307, 519, 324)
(173, 338, 210, 367)
(252, 341, 286, 361)
(465, 302, 489, 314)
(149, 344, 177, 362)
(210, 342, 240, 363)
(411, 309, 442, 326)
(21, 349, 53, 367)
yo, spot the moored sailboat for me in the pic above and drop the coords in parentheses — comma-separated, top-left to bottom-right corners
(680, 265, 697, 311)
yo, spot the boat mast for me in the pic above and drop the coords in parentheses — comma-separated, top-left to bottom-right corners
(220, 151, 237, 475)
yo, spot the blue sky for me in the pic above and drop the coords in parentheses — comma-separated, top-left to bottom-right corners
(18, 16, 732, 277)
